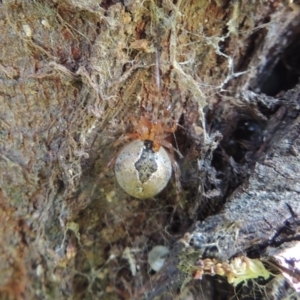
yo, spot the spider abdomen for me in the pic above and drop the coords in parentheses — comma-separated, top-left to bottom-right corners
(115, 140, 172, 199)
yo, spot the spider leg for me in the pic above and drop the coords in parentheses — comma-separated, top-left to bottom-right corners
(161, 106, 183, 133)
(113, 132, 140, 147)
(107, 151, 119, 169)
(159, 139, 182, 196)
(159, 123, 178, 133)
(165, 148, 182, 201)
(160, 139, 183, 159)
(139, 116, 152, 129)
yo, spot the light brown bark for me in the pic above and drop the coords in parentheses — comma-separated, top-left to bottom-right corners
(0, 1, 300, 299)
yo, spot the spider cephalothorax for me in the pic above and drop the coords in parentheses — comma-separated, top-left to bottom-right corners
(126, 115, 179, 152)
(114, 115, 181, 199)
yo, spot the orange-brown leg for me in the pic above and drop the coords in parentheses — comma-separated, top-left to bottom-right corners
(160, 139, 183, 159)
(166, 150, 183, 213)
(160, 122, 178, 133)
(112, 132, 140, 147)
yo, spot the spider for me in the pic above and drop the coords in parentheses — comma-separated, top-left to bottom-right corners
(114, 111, 183, 199)
(111, 37, 184, 199)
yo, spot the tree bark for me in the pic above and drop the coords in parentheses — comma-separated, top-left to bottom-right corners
(0, 0, 300, 299)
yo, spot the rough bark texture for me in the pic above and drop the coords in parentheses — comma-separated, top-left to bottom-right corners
(0, 0, 300, 299)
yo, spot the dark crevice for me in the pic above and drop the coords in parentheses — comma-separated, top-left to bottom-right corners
(256, 31, 300, 96)
(259, 57, 300, 96)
